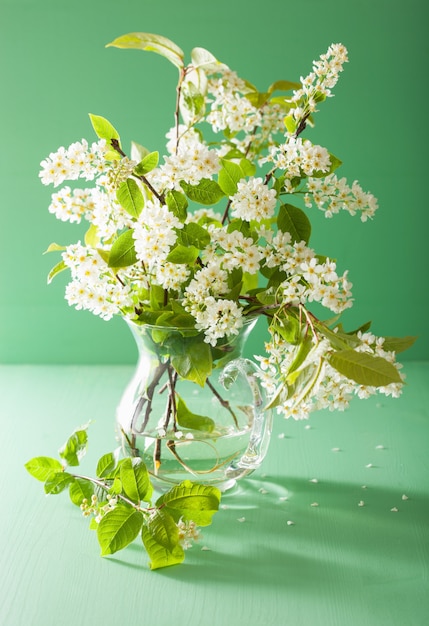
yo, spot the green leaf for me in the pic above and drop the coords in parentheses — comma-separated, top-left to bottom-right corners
(142, 509, 185, 570)
(171, 336, 212, 386)
(44, 471, 75, 495)
(96, 452, 117, 478)
(176, 395, 215, 433)
(180, 80, 205, 123)
(43, 242, 66, 254)
(84, 224, 100, 248)
(166, 244, 200, 264)
(284, 115, 297, 134)
(97, 506, 144, 556)
(25, 456, 63, 482)
(156, 480, 221, 527)
(134, 151, 159, 176)
(116, 179, 144, 218)
(191, 46, 222, 71)
(165, 190, 188, 222)
(239, 158, 256, 177)
(218, 159, 244, 196)
(59, 425, 89, 467)
(381, 335, 417, 354)
(47, 260, 68, 284)
(268, 79, 301, 94)
(178, 222, 211, 249)
(131, 141, 150, 161)
(272, 316, 301, 345)
(108, 229, 137, 268)
(89, 114, 120, 144)
(328, 350, 403, 386)
(180, 178, 225, 205)
(277, 203, 311, 244)
(245, 91, 269, 108)
(106, 32, 184, 69)
(286, 337, 313, 379)
(69, 478, 94, 506)
(119, 457, 153, 504)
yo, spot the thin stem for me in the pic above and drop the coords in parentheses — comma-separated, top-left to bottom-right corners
(174, 67, 187, 154)
(131, 361, 169, 434)
(221, 198, 232, 225)
(299, 303, 319, 344)
(110, 139, 165, 205)
(206, 378, 239, 428)
(74, 474, 149, 515)
(167, 367, 178, 430)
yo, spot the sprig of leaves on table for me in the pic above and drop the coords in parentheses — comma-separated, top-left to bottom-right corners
(25, 424, 221, 569)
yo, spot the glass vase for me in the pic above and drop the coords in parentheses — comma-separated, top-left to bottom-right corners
(116, 318, 273, 490)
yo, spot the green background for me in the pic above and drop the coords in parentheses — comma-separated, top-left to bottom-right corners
(1, 0, 427, 364)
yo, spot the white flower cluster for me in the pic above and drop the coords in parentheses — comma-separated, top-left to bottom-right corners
(190, 296, 244, 346)
(80, 493, 118, 523)
(38, 37, 405, 425)
(133, 200, 184, 269)
(184, 258, 244, 346)
(152, 125, 220, 192)
(207, 227, 263, 275)
(263, 233, 353, 314)
(304, 174, 378, 221)
(290, 43, 349, 123)
(230, 176, 278, 221)
(48, 186, 95, 224)
(63, 243, 133, 320)
(207, 70, 261, 134)
(39, 139, 108, 187)
(257, 328, 404, 420)
(176, 518, 201, 549)
(263, 137, 332, 178)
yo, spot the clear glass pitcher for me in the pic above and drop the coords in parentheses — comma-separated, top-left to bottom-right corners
(116, 318, 273, 490)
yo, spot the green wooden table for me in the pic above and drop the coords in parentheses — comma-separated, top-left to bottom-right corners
(1, 363, 428, 626)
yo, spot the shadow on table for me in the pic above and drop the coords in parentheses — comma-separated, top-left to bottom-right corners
(149, 474, 429, 591)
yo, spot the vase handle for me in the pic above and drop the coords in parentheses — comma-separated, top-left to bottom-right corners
(220, 357, 273, 478)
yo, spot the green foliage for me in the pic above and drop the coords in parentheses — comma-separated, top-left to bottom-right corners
(44, 471, 75, 495)
(134, 151, 159, 176)
(116, 179, 144, 218)
(47, 260, 68, 284)
(180, 80, 206, 124)
(156, 480, 221, 526)
(218, 159, 244, 196)
(43, 242, 66, 254)
(328, 350, 402, 386)
(166, 245, 200, 264)
(98, 506, 144, 556)
(59, 424, 89, 467)
(25, 456, 63, 482)
(119, 457, 153, 504)
(180, 178, 224, 205)
(165, 190, 188, 222)
(106, 32, 185, 69)
(142, 510, 185, 570)
(69, 478, 94, 506)
(89, 114, 121, 158)
(176, 395, 215, 432)
(108, 230, 137, 268)
(170, 335, 213, 386)
(277, 204, 311, 244)
(382, 336, 417, 353)
(25, 427, 221, 570)
(96, 451, 118, 478)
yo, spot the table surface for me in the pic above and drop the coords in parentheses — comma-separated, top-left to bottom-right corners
(1, 362, 428, 626)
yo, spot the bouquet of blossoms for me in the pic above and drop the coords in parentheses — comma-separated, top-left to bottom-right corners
(40, 33, 413, 420)
(29, 32, 416, 570)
